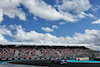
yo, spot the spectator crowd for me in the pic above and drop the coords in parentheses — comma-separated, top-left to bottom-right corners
(0, 46, 99, 59)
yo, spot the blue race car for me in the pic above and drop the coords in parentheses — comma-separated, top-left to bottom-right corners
(60, 60, 67, 65)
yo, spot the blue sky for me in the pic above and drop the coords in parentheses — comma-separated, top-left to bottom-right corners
(0, 0, 100, 47)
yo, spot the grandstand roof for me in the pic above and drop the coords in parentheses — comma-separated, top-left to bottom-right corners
(1, 42, 90, 47)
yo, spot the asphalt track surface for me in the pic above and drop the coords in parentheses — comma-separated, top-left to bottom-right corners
(9, 60, 100, 67)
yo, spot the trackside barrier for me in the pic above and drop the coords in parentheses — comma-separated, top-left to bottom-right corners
(36, 58, 39, 59)
(20, 58, 24, 60)
(14, 58, 18, 60)
(8, 58, 12, 61)
(1, 58, 6, 61)
(46, 58, 49, 59)
(31, 58, 34, 60)
(41, 58, 45, 59)
(76, 57, 89, 61)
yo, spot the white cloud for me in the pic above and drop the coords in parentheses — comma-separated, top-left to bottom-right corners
(9, 25, 16, 30)
(20, 0, 64, 21)
(19, 0, 93, 22)
(0, 25, 11, 44)
(0, 34, 8, 44)
(41, 27, 54, 32)
(0, 0, 94, 23)
(92, 5, 100, 12)
(9, 24, 24, 30)
(57, 0, 92, 14)
(77, 12, 94, 19)
(33, 17, 38, 20)
(52, 25, 58, 29)
(0, 11, 3, 22)
(0, 0, 26, 23)
(11, 25, 100, 46)
(41, 25, 58, 32)
(59, 22, 66, 25)
(12, 25, 57, 42)
(57, 0, 94, 21)
(92, 19, 100, 24)
(0, 25, 12, 36)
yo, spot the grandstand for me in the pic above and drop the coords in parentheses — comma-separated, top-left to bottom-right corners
(0, 42, 99, 61)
